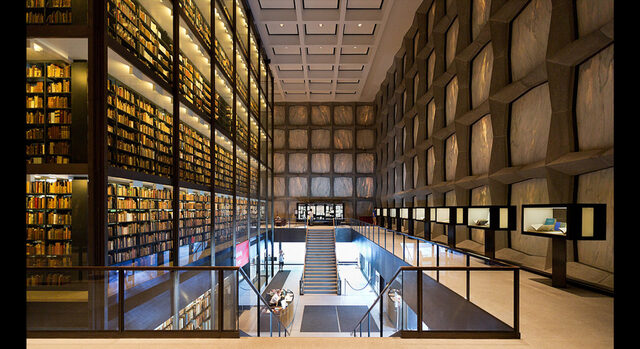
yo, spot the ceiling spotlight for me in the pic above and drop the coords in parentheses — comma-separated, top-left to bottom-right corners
(358, 23, 363, 27)
(279, 23, 284, 27)
(32, 43, 43, 52)
(318, 23, 323, 27)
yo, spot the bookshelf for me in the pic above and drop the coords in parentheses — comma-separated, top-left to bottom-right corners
(107, 181, 173, 265)
(155, 289, 212, 330)
(214, 91, 233, 134)
(106, 0, 173, 85)
(26, 0, 73, 25)
(107, 76, 174, 177)
(250, 163, 258, 195)
(236, 196, 248, 239)
(179, 52, 212, 117)
(235, 117, 249, 150)
(179, 188, 211, 248)
(179, 121, 211, 186)
(214, 143, 233, 193)
(26, 62, 72, 165)
(26, 177, 73, 286)
(236, 155, 249, 195)
(214, 193, 233, 246)
(179, 0, 211, 52)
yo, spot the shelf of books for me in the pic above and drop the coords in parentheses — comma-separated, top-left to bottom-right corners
(250, 161, 258, 196)
(214, 143, 233, 193)
(214, 193, 233, 247)
(155, 289, 212, 330)
(214, 2, 234, 82)
(178, 51, 212, 117)
(236, 196, 248, 241)
(179, 121, 211, 187)
(106, 0, 173, 85)
(107, 180, 173, 266)
(179, 0, 211, 53)
(249, 199, 258, 237)
(26, 0, 74, 25)
(235, 116, 249, 151)
(235, 1, 249, 65)
(26, 176, 74, 286)
(179, 188, 211, 253)
(107, 76, 174, 177)
(26, 61, 72, 165)
(236, 153, 249, 196)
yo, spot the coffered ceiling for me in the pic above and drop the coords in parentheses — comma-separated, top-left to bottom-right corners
(247, 0, 422, 102)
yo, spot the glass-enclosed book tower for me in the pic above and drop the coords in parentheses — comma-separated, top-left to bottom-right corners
(26, 0, 275, 322)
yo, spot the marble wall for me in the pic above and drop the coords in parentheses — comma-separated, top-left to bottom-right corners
(427, 146, 435, 185)
(446, 18, 459, 69)
(576, 0, 614, 37)
(445, 76, 459, 126)
(445, 134, 458, 181)
(471, 42, 493, 109)
(510, 0, 552, 81)
(471, 114, 492, 175)
(472, 0, 491, 41)
(576, 44, 614, 151)
(510, 83, 552, 166)
(273, 102, 375, 218)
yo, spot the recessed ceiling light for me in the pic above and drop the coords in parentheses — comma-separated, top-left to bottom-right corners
(32, 43, 43, 52)
(279, 23, 284, 27)
(353, 46, 357, 49)
(358, 23, 363, 27)
(318, 23, 323, 27)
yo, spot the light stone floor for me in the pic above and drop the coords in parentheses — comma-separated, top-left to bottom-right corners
(28, 229, 615, 349)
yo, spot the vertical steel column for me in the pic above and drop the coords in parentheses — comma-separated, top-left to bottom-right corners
(210, 0, 217, 331)
(417, 269, 422, 332)
(171, 0, 181, 268)
(231, 0, 238, 265)
(118, 269, 125, 332)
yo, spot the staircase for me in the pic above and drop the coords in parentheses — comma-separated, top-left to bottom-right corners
(302, 228, 338, 294)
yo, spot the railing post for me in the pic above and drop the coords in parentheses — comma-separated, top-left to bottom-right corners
(218, 268, 224, 332)
(402, 234, 405, 261)
(466, 254, 471, 300)
(417, 269, 422, 332)
(118, 269, 124, 333)
(172, 270, 179, 330)
(514, 268, 520, 336)
(436, 245, 440, 282)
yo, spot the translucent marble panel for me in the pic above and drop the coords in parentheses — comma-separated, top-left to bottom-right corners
(288, 105, 308, 125)
(274, 129, 285, 149)
(334, 177, 353, 197)
(311, 105, 331, 125)
(446, 18, 459, 68)
(344, 201, 354, 218)
(311, 153, 331, 173)
(577, 167, 614, 273)
(413, 156, 419, 188)
(413, 115, 419, 146)
(510, 83, 551, 166)
(274, 200, 286, 217)
(356, 105, 375, 125)
(334, 129, 353, 149)
(357, 201, 373, 217)
(274, 105, 286, 125)
(357, 129, 376, 150)
(445, 134, 458, 181)
(274, 152, 285, 173)
(576, 44, 614, 151)
(446, 76, 459, 126)
(427, 52, 435, 89)
(402, 163, 407, 190)
(311, 129, 331, 149)
(576, 0, 614, 37)
(311, 177, 331, 197)
(334, 153, 353, 173)
(288, 177, 308, 197)
(472, 0, 491, 41)
(288, 129, 308, 149)
(274, 177, 285, 197)
(427, 146, 435, 185)
(288, 153, 308, 173)
(334, 105, 354, 125)
(357, 177, 375, 198)
(510, 178, 550, 258)
(471, 114, 493, 175)
(356, 153, 375, 173)
(471, 42, 494, 109)
(427, 2, 435, 38)
(510, 0, 552, 81)
(427, 99, 435, 137)
(445, 190, 456, 206)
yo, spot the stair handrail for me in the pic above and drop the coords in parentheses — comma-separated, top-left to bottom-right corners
(300, 220, 309, 295)
(333, 225, 340, 295)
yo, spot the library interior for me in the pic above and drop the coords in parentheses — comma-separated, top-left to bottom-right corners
(22, 0, 619, 348)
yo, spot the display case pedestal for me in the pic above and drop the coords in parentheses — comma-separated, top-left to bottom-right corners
(552, 236, 567, 288)
(447, 224, 456, 248)
(484, 229, 495, 260)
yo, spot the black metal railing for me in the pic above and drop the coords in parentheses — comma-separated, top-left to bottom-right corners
(347, 218, 520, 339)
(26, 265, 288, 338)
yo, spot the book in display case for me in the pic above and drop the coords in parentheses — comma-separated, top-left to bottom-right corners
(466, 206, 517, 231)
(521, 204, 606, 240)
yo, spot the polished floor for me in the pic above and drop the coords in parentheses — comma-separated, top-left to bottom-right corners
(27, 230, 614, 348)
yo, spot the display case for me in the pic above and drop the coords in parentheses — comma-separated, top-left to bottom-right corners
(521, 204, 606, 240)
(434, 206, 467, 225)
(295, 202, 344, 224)
(466, 206, 516, 231)
(399, 207, 411, 234)
(413, 207, 426, 238)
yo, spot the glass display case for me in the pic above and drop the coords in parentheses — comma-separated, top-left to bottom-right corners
(296, 202, 344, 224)
(434, 206, 467, 225)
(467, 206, 516, 230)
(521, 204, 606, 240)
